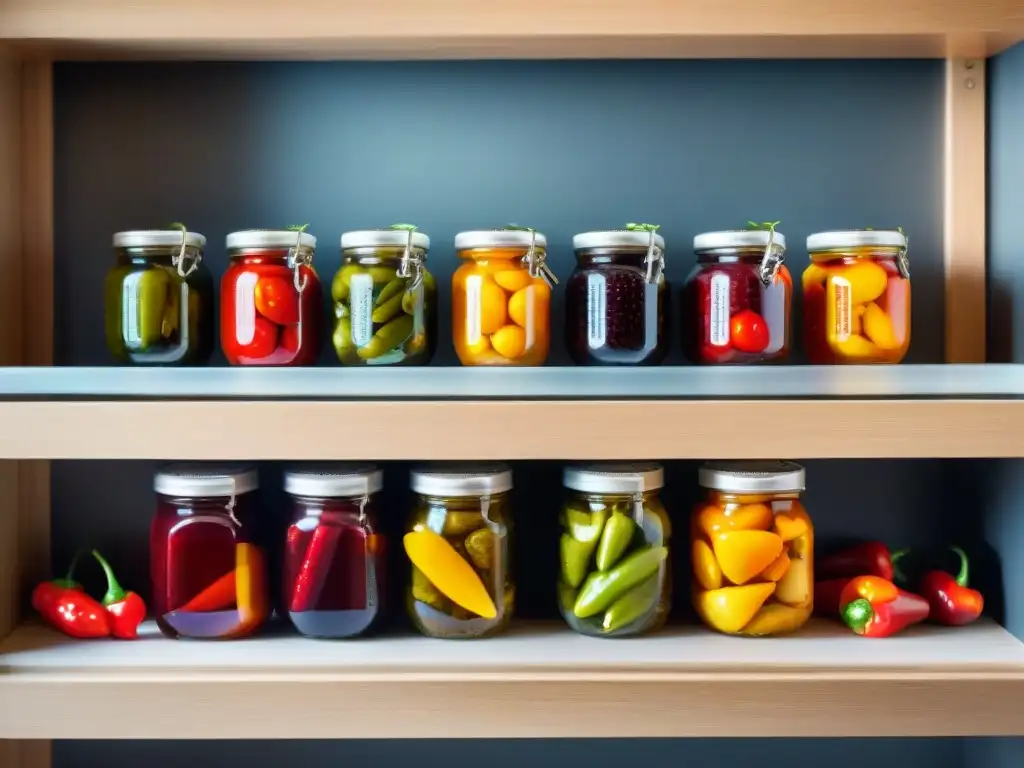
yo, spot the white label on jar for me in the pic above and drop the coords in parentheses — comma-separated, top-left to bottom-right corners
(349, 273, 374, 347)
(762, 277, 786, 355)
(524, 284, 536, 348)
(587, 272, 607, 349)
(832, 277, 852, 342)
(234, 271, 259, 346)
(709, 273, 731, 346)
(465, 275, 482, 345)
(121, 272, 141, 346)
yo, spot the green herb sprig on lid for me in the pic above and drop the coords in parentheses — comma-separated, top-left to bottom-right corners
(747, 220, 781, 233)
(389, 223, 418, 232)
(286, 223, 310, 234)
(626, 222, 661, 233)
(502, 223, 536, 232)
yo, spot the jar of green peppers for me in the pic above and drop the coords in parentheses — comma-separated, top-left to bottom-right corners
(104, 228, 215, 364)
(331, 227, 437, 365)
(558, 463, 671, 637)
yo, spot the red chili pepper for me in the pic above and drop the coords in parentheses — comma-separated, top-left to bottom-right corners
(33, 553, 111, 639)
(817, 541, 902, 582)
(291, 521, 343, 612)
(180, 571, 236, 613)
(917, 546, 984, 626)
(812, 578, 852, 618)
(840, 575, 930, 638)
(32, 552, 84, 619)
(92, 550, 147, 639)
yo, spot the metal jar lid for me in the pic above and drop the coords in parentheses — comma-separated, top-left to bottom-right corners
(155, 464, 259, 497)
(341, 229, 430, 252)
(454, 229, 548, 250)
(693, 229, 787, 252)
(572, 230, 666, 252)
(698, 461, 805, 493)
(411, 463, 513, 497)
(563, 462, 664, 494)
(113, 230, 206, 250)
(806, 229, 907, 252)
(226, 229, 317, 251)
(284, 464, 383, 497)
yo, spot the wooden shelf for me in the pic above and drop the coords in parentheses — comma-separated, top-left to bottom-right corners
(2, 0, 1022, 60)
(1, 619, 1022, 739)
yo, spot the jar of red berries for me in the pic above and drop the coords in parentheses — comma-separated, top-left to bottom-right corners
(681, 227, 792, 364)
(221, 228, 323, 365)
(565, 225, 669, 365)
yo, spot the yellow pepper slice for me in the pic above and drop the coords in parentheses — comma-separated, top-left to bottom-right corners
(404, 529, 498, 619)
(712, 530, 784, 585)
(696, 582, 776, 634)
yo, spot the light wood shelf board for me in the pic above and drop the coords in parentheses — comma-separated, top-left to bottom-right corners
(1, 621, 1022, 738)
(2, 0, 1022, 59)
(0, 398, 1022, 459)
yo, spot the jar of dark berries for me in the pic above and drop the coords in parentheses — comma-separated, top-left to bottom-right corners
(565, 226, 669, 365)
(681, 228, 791, 365)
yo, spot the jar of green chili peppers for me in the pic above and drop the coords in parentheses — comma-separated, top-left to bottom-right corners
(558, 463, 671, 637)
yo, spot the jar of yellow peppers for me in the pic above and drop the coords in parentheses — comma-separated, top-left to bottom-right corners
(405, 464, 514, 639)
(691, 461, 812, 636)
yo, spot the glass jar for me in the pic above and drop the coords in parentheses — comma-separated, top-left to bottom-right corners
(692, 461, 812, 637)
(150, 464, 268, 639)
(221, 229, 322, 365)
(104, 229, 215, 364)
(452, 229, 556, 366)
(406, 463, 514, 638)
(282, 465, 385, 638)
(558, 463, 671, 637)
(330, 228, 437, 365)
(803, 229, 911, 364)
(681, 230, 791, 364)
(565, 229, 669, 365)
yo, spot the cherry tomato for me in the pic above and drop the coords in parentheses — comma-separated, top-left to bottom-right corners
(730, 309, 770, 353)
(235, 316, 279, 360)
(254, 276, 299, 325)
(280, 323, 301, 354)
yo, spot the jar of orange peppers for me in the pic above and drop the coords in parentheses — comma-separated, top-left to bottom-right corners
(802, 229, 910, 364)
(691, 461, 812, 637)
(452, 228, 557, 365)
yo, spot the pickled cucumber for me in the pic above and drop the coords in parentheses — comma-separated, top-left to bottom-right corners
(374, 277, 407, 309)
(331, 264, 365, 302)
(136, 269, 170, 348)
(465, 528, 495, 571)
(357, 315, 414, 360)
(412, 567, 447, 611)
(442, 512, 484, 537)
(371, 292, 405, 324)
(333, 317, 354, 358)
(335, 302, 349, 319)
(402, 285, 421, 315)
(160, 279, 180, 339)
(368, 266, 397, 285)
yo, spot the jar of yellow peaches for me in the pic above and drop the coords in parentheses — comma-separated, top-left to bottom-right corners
(802, 229, 910, 364)
(692, 461, 812, 636)
(452, 228, 556, 365)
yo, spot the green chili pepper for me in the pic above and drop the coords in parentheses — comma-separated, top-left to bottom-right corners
(375, 277, 407, 309)
(596, 511, 635, 571)
(602, 573, 660, 633)
(573, 546, 667, 619)
(561, 534, 596, 588)
(561, 505, 608, 543)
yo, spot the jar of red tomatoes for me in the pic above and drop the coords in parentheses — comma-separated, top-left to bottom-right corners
(221, 229, 323, 365)
(282, 465, 385, 639)
(803, 229, 911, 364)
(681, 229, 791, 364)
(565, 227, 669, 365)
(150, 465, 268, 640)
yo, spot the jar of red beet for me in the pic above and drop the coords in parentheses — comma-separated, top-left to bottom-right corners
(221, 228, 323, 365)
(565, 226, 669, 365)
(150, 465, 268, 640)
(282, 465, 385, 639)
(681, 228, 792, 364)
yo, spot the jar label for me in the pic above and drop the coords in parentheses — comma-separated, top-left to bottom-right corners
(587, 272, 607, 349)
(709, 273, 731, 347)
(762, 278, 786, 354)
(832, 277, 852, 341)
(121, 272, 142, 346)
(234, 271, 259, 346)
(350, 273, 375, 347)
(465, 274, 482, 345)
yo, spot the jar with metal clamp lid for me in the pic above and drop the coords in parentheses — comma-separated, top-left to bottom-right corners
(681, 227, 792, 364)
(452, 228, 556, 365)
(330, 226, 437, 365)
(104, 228, 215, 364)
(282, 464, 385, 638)
(558, 463, 671, 637)
(221, 228, 323, 365)
(803, 229, 911, 364)
(565, 226, 669, 365)
(405, 463, 515, 638)
(150, 464, 268, 639)
(692, 461, 812, 637)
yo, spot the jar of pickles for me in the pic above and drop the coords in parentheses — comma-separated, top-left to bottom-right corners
(330, 228, 437, 365)
(221, 229, 322, 365)
(558, 463, 671, 637)
(104, 229, 215, 364)
(681, 229, 791, 364)
(405, 463, 514, 638)
(803, 229, 911, 364)
(692, 461, 812, 637)
(565, 228, 669, 365)
(452, 228, 556, 365)
(282, 465, 385, 638)
(150, 465, 268, 639)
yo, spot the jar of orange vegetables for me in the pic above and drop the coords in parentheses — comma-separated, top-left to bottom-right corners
(692, 461, 812, 637)
(452, 228, 556, 365)
(802, 229, 910, 364)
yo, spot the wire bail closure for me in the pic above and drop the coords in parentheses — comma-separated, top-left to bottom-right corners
(758, 227, 786, 287)
(523, 229, 558, 288)
(897, 235, 911, 279)
(644, 229, 665, 285)
(289, 228, 312, 294)
(225, 475, 240, 528)
(172, 225, 198, 279)
(396, 227, 424, 292)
